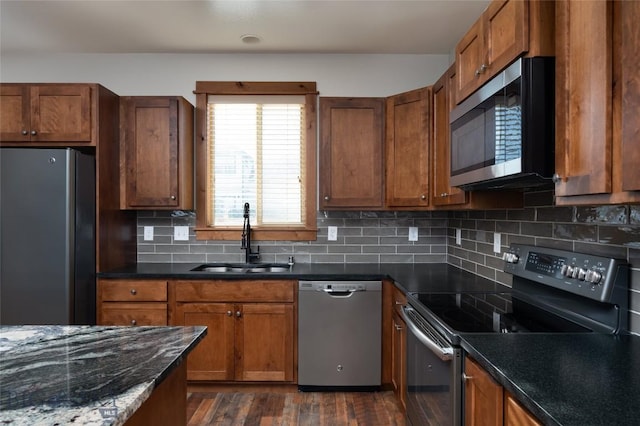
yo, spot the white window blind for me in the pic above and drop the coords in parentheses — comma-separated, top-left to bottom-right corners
(206, 95, 306, 227)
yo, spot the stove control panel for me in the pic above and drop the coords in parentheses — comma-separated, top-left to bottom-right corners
(503, 244, 628, 303)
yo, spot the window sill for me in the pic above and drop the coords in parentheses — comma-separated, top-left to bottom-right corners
(195, 227, 318, 242)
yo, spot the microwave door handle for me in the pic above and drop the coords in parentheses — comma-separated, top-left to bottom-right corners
(401, 306, 454, 361)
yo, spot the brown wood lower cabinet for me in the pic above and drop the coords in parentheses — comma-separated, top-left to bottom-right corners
(464, 357, 540, 426)
(172, 280, 296, 383)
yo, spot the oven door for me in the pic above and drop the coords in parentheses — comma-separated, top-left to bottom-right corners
(402, 305, 462, 426)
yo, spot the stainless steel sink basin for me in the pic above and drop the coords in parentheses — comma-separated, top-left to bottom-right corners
(191, 263, 291, 273)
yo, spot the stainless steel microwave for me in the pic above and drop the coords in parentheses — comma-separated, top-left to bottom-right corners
(449, 57, 555, 190)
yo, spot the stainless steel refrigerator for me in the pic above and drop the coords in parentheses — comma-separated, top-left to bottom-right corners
(1, 148, 96, 325)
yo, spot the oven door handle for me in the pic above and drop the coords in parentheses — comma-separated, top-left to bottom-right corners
(401, 305, 454, 361)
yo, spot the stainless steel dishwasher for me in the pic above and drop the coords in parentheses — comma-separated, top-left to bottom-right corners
(298, 280, 382, 391)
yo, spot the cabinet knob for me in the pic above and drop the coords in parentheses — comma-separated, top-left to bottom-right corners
(30, 130, 37, 136)
(324, 196, 330, 201)
(130, 319, 137, 326)
(394, 323, 403, 331)
(420, 194, 426, 200)
(21, 130, 28, 135)
(170, 195, 176, 200)
(227, 310, 232, 316)
(236, 311, 242, 318)
(552, 173, 562, 184)
(130, 289, 137, 295)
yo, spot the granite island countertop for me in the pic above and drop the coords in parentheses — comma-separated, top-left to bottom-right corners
(0, 325, 206, 425)
(461, 333, 640, 426)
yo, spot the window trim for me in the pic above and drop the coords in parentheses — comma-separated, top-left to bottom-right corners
(194, 81, 318, 241)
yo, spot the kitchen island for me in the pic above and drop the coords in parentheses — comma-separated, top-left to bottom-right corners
(0, 325, 206, 425)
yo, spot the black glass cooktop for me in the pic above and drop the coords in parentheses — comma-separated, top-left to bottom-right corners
(411, 292, 590, 334)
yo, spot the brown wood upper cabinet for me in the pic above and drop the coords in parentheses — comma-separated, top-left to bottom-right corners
(120, 96, 194, 209)
(455, 0, 554, 104)
(319, 97, 385, 209)
(554, 0, 640, 205)
(385, 87, 431, 209)
(0, 83, 92, 144)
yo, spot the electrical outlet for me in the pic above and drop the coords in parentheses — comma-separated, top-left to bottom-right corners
(143, 226, 154, 241)
(327, 226, 338, 241)
(456, 228, 462, 245)
(174, 226, 189, 241)
(494, 232, 501, 253)
(408, 227, 418, 242)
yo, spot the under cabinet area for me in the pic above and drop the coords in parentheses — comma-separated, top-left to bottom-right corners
(97, 279, 168, 326)
(119, 96, 194, 210)
(464, 357, 540, 426)
(0, 83, 93, 144)
(172, 280, 296, 383)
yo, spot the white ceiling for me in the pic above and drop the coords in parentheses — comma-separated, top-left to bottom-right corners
(0, 0, 490, 55)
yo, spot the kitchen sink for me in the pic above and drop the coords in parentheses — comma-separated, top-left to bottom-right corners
(191, 263, 291, 273)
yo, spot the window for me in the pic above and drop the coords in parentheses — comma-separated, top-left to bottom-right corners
(194, 82, 317, 241)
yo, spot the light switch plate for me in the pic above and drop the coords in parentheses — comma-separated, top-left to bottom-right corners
(456, 228, 462, 245)
(494, 232, 501, 253)
(327, 226, 338, 241)
(143, 226, 154, 241)
(408, 226, 418, 242)
(174, 226, 189, 241)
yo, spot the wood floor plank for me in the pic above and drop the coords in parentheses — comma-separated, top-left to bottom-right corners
(185, 390, 405, 426)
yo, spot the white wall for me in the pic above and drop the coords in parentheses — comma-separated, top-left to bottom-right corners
(0, 53, 450, 102)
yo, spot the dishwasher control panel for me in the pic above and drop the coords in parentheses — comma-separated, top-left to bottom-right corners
(299, 281, 382, 292)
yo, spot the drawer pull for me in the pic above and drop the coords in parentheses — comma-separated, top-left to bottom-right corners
(236, 311, 242, 318)
(130, 319, 137, 326)
(462, 373, 473, 382)
(227, 311, 232, 317)
(130, 289, 137, 295)
(395, 300, 404, 305)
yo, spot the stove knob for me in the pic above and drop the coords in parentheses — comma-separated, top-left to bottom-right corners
(585, 269, 603, 284)
(571, 267, 580, 279)
(577, 268, 587, 281)
(560, 264, 570, 276)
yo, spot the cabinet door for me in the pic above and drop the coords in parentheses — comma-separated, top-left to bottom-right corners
(432, 66, 467, 207)
(235, 303, 294, 382)
(0, 85, 30, 142)
(174, 303, 235, 381)
(483, 0, 528, 80)
(121, 97, 183, 208)
(391, 310, 406, 411)
(319, 97, 384, 209)
(456, 18, 485, 103)
(555, 0, 613, 197)
(385, 87, 430, 208)
(620, 0, 640, 192)
(464, 357, 502, 426)
(504, 392, 541, 426)
(30, 85, 92, 142)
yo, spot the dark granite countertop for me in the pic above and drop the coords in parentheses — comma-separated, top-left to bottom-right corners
(461, 333, 640, 426)
(0, 325, 206, 425)
(98, 262, 508, 294)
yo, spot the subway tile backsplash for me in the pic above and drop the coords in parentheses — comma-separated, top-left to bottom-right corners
(136, 190, 640, 334)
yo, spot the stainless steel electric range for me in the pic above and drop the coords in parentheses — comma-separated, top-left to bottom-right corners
(401, 244, 630, 426)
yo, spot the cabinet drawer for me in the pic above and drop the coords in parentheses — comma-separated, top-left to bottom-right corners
(100, 303, 167, 326)
(99, 280, 167, 302)
(175, 280, 295, 303)
(392, 284, 407, 316)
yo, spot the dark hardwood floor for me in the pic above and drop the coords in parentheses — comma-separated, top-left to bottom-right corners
(187, 390, 406, 425)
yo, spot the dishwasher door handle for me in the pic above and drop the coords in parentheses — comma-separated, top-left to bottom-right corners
(322, 288, 357, 298)
(401, 305, 454, 361)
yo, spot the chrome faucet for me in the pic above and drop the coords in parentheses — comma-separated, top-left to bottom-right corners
(241, 202, 260, 264)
